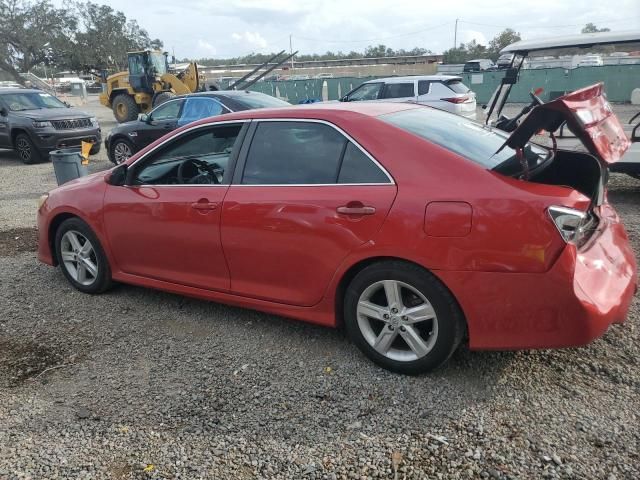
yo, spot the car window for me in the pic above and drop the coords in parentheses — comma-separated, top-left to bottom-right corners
(178, 97, 224, 126)
(133, 124, 243, 185)
(1, 92, 66, 111)
(428, 82, 456, 97)
(150, 100, 183, 121)
(380, 108, 548, 170)
(346, 83, 383, 101)
(338, 142, 390, 184)
(445, 80, 470, 94)
(242, 121, 346, 184)
(381, 83, 415, 99)
(418, 81, 431, 96)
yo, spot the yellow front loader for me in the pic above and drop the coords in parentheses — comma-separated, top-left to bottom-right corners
(99, 51, 204, 123)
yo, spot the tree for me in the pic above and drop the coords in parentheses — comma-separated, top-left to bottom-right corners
(582, 23, 611, 33)
(0, 0, 76, 82)
(66, 2, 163, 72)
(488, 28, 521, 60)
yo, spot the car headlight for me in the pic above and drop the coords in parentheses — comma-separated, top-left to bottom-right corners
(90, 116, 99, 127)
(37, 193, 49, 210)
(32, 120, 52, 128)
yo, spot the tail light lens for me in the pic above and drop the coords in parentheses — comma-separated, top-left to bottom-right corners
(441, 96, 469, 104)
(548, 206, 597, 246)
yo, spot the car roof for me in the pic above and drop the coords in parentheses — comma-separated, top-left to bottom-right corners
(0, 88, 39, 94)
(466, 59, 493, 63)
(501, 30, 640, 54)
(363, 75, 461, 84)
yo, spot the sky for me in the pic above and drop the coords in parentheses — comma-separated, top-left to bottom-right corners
(62, 0, 640, 59)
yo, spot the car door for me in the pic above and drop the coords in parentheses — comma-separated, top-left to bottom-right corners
(379, 81, 418, 103)
(0, 98, 10, 148)
(103, 121, 248, 291)
(221, 120, 397, 306)
(177, 97, 226, 128)
(136, 99, 184, 147)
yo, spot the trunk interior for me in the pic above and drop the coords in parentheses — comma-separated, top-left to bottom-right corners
(528, 150, 604, 205)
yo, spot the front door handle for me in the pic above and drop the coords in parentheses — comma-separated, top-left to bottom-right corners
(191, 200, 218, 211)
(337, 203, 376, 216)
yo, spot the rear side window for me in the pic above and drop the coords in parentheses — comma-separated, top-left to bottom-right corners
(338, 143, 389, 184)
(242, 122, 391, 185)
(243, 122, 346, 184)
(382, 83, 415, 99)
(418, 81, 431, 95)
(445, 80, 470, 94)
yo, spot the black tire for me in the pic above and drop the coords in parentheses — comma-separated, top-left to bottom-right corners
(14, 133, 42, 164)
(89, 143, 101, 156)
(54, 217, 112, 294)
(153, 91, 175, 107)
(108, 137, 134, 165)
(112, 94, 139, 123)
(344, 260, 466, 375)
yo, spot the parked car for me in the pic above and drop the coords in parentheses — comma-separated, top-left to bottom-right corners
(105, 90, 290, 164)
(0, 88, 100, 164)
(573, 54, 604, 68)
(463, 59, 496, 72)
(340, 75, 477, 119)
(0, 81, 23, 89)
(37, 97, 636, 374)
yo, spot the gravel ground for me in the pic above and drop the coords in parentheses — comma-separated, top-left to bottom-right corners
(0, 99, 639, 479)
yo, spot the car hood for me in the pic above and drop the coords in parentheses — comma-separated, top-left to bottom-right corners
(12, 107, 92, 121)
(505, 83, 630, 164)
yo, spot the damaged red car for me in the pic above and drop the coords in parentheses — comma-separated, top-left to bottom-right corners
(37, 84, 636, 374)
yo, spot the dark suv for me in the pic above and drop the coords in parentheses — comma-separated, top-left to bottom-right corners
(0, 88, 101, 164)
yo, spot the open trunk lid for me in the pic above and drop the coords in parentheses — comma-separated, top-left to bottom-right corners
(505, 83, 630, 164)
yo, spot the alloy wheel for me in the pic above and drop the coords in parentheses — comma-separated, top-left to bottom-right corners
(356, 280, 438, 362)
(113, 142, 132, 164)
(16, 138, 31, 162)
(60, 230, 98, 286)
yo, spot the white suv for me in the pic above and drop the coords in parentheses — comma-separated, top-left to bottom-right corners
(341, 75, 477, 119)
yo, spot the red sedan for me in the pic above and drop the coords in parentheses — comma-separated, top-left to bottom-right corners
(37, 85, 636, 374)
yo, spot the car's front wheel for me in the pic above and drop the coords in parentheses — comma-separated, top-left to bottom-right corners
(14, 133, 42, 164)
(344, 261, 465, 374)
(54, 218, 112, 294)
(109, 138, 134, 164)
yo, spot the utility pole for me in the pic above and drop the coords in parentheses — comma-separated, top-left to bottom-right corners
(454, 18, 459, 50)
(289, 34, 294, 70)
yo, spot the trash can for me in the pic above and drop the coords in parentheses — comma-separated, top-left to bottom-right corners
(50, 148, 88, 186)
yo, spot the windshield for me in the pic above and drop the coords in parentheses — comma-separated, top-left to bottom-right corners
(346, 83, 383, 101)
(446, 80, 470, 94)
(233, 93, 290, 109)
(148, 53, 167, 75)
(2, 92, 66, 111)
(380, 107, 549, 172)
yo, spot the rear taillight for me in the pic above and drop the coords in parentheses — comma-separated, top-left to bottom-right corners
(548, 206, 597, 247)
(440, 96, 469, 104)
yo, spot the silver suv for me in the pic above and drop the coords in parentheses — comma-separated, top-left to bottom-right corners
(341, 75, 477, 119)
(0, 88, 101, 164)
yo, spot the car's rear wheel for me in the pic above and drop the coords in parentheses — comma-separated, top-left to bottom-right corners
(344, 261, 465, 374)
(54, 218, 112, 294)
(109, 138, 134, 164)
(14, 133, 42, 164)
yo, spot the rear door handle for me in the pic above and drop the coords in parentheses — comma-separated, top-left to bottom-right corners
(191, 200, 218, 211)
(337, 204, 376, 216)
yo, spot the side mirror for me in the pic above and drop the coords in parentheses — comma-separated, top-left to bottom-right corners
(63, 101, 71, 108)
(0, 107, 7, 116)
(106, 163, 128, 186)
(138, 113, 150, 123)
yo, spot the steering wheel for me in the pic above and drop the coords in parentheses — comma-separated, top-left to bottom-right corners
(177, 158, 220, 184)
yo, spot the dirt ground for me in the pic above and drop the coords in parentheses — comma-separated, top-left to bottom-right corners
(0, 98, 639, 479)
